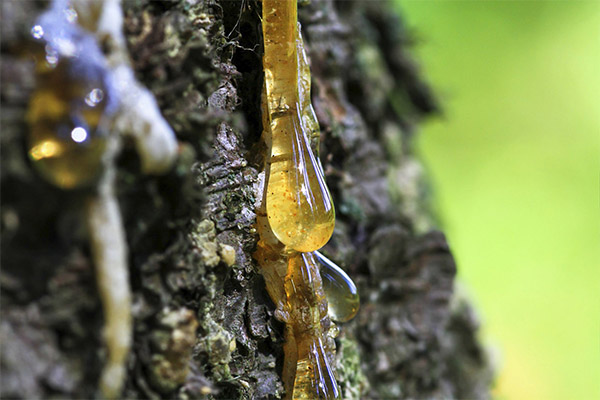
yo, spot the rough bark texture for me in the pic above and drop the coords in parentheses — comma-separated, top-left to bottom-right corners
(1, 0, 493, 399)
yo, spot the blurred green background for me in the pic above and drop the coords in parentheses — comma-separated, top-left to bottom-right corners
(397, 1, 600, 399)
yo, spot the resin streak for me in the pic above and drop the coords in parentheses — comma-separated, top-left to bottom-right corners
(296, 28, 321, 157)
(257, 1, 362, 399)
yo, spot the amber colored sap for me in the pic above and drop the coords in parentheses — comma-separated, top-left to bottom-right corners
(262, 0, 335, 252)
(285, 252, 341, 400)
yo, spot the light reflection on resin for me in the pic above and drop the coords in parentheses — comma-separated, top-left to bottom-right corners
(293, 336, 340, 400)
(296, 28, 321, 158)
(314, 251, 360, 323)
(285, 252, 341, 400)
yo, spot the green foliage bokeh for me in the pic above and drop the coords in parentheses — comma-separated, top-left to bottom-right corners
(398, 1, 600, 399)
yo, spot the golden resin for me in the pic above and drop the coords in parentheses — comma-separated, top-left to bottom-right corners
(284, 252, 340, 400)
(255, 240, 340, 399)
(314, 251, 360, 323)
(27, 53, 110, 189)
(256, 1, 360, 398)
(262, 0, 335, 252)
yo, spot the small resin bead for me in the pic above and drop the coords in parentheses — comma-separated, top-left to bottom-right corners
(314, 251, 360, 323)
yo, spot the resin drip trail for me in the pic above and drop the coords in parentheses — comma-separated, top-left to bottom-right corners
(257, 0, 346, 398)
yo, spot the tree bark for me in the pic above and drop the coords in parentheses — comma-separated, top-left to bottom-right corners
(1, 0, 493, 399)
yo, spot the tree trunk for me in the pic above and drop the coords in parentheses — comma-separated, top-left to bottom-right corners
(1, 0, 493, 399)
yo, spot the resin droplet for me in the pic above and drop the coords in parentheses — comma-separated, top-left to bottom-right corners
(265, 109, 335, 252)
(27, 8, 115, 189)
(314, 251, 359, 323)
(263, 0, 335, 252)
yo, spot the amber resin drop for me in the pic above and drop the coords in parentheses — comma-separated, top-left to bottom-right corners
(314, 251, 360, 323)
(262, 0, 335, 253)
(27, 14, 114, 189)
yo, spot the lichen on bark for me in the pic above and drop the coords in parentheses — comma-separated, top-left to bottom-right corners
(1, 0, 493, 399)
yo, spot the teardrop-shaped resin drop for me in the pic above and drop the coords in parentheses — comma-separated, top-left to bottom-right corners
(265, 109, 335, 252)
(314, 251, 360, 323)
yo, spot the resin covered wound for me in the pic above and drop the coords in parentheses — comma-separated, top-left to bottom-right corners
(256, 1, 352, 398)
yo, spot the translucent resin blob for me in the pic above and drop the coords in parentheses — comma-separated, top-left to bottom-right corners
(314, 251, 360, 323)
(27, 60, 111, 188)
